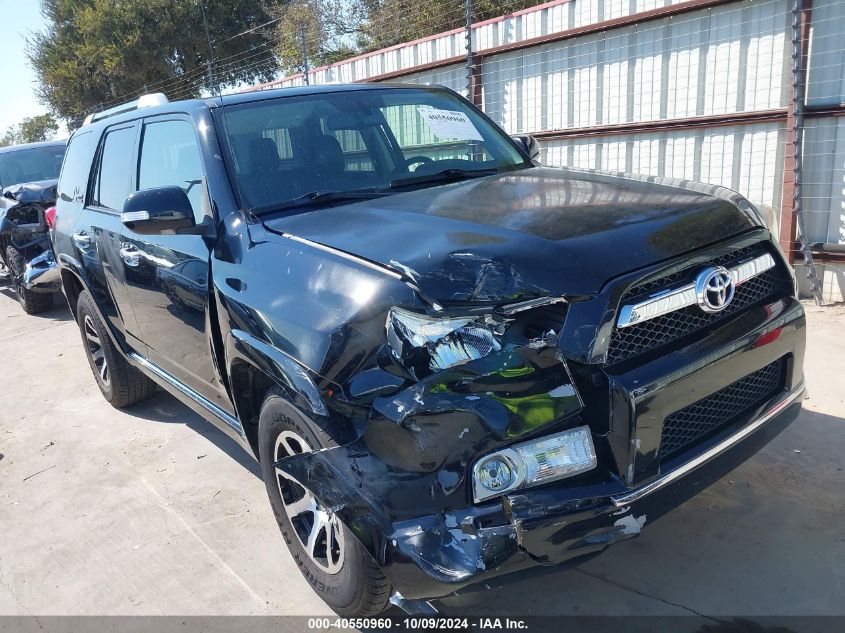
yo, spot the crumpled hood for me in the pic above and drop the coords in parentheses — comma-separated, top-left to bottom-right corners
(0, 179, 58, 211)
(261, 167, 762, 300)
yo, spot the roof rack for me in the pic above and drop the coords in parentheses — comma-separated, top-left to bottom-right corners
(82, 93, 169, 126)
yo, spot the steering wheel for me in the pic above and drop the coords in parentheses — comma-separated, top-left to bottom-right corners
(397, 155, 434, 174)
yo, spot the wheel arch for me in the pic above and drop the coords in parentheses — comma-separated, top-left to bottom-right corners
(60, 268, 84, 319)
(226, 329, 330, 460)
(58, 264, 127, 356)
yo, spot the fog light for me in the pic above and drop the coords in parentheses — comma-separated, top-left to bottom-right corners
(476, 456, 517, 493)
(472, 426, 596, 502)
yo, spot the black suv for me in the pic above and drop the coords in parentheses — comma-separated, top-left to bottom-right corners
(53, 85, 806, 616)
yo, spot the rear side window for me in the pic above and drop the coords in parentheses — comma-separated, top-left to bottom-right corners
(92, 126, 136, 210)
(138, 119, 206, 221)
(57, 132, 93, 204)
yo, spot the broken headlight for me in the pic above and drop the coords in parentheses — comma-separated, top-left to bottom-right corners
(386, 307, 502, 377)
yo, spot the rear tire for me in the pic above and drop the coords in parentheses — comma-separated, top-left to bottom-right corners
(76, 290, 156, 408)
(258, 387, 391, 616)
(6, 246, 53, 314)
(0, 258, 10, 284)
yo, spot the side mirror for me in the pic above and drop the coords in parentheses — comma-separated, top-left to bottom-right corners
(513, 135, 541, 162)
(122, 186, 195, 234)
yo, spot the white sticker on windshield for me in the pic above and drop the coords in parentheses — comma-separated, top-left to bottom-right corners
(417, 106, 484, 141)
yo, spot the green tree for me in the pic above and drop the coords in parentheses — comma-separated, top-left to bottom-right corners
(19, 114, 60, 143)
(272, 0, 358, 74)
(28, 0, 283, 128)
(0, 130, 15, 148)
(0, 113, 60, 147)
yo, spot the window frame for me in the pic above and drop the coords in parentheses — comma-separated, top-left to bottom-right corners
(87, 121, 140, 214)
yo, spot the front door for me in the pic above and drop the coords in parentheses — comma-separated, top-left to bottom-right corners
(119, 115, 230, 413)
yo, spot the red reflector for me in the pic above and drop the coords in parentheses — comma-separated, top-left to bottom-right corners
(754, 327, 782, 348)
(45, 206, 57, 229)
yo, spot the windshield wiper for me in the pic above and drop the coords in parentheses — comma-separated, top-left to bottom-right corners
(253, 189, 391, 214)
(389, 167, 502, 189)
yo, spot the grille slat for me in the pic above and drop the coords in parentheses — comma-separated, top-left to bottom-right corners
(659, 359, 784, 460)
(607, 244, 788, 364)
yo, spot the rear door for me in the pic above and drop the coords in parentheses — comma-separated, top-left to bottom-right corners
(76, 122, 147, 353)
(119, 115, 230, 412)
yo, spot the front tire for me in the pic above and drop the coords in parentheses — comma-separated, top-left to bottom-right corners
(258, 387, 391, 616)
(6, 246, 52, 314)
(76, 290, 156, 408)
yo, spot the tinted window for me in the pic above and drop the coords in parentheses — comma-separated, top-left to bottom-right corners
(0, 145, 66, 187)
(138, 120, 205, 221)
(57, 132, 93, 204)
(93, 126, 136, 210)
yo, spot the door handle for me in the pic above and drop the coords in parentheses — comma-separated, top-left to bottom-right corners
(72, 231, 92, 249)
(119, 243, 140, 267)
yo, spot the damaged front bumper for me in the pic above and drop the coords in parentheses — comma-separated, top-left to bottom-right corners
(277, 294, 806, 601)
(278, 383, 802, 599)
(22, 249, 61, 292)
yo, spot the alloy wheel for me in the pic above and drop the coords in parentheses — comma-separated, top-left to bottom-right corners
(83, 314, 110, 387)
(274, 430, 345, 574)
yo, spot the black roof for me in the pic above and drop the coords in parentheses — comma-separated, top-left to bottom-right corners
(0, 139, 67, 154)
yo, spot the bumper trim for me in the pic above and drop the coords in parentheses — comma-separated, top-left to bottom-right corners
(611, 381, 805, 508)
(22, 249, 60, 291)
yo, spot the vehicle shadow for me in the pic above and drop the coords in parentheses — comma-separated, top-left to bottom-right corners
(124, 389, 261, 479)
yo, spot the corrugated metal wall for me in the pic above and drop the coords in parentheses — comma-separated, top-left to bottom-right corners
(389, 0, 792, 232)
(251, 0, 845, 301)
(804, 0, 845, 244)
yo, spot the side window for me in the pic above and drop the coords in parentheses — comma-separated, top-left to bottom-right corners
(138, 119, 206, 222)
(92, 126, 136, 210)
(57, 131, 93, 204)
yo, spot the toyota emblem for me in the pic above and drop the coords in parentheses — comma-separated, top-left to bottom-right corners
(695, 266, 735, 313)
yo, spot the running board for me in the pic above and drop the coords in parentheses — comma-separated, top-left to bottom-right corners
(128, 352, 243, 436)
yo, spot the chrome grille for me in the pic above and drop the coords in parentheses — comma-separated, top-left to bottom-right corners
(607, 244, 789, 365)
(659, 359, 785, 460)
(625, 244, 763, 298)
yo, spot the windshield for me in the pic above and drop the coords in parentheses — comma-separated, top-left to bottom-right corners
(0, 145, 66, 188)
(219, 87, 530, 211)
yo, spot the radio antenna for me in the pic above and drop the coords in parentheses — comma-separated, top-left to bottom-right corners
(199, 1, 221, 101)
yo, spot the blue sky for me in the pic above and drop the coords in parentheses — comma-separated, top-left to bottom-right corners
(0, 0, 65, 136)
